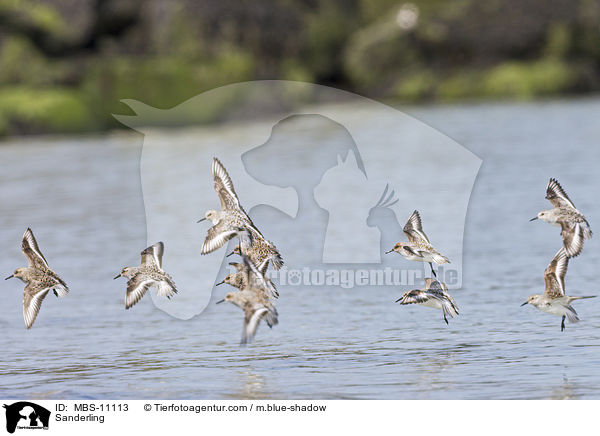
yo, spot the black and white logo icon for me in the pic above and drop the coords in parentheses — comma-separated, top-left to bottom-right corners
(3, 402, 50, 434)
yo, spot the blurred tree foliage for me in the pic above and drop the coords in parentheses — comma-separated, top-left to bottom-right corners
(0, 0, 599, 135)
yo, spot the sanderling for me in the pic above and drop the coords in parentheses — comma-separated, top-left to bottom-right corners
(227, 236, 283, 271)
(198, 158, 283, 269)
(386, 210, 450, 277)
(114, 242, 177, 309)
(216, 261, 279, 299)
(521, 248, 595, 331)
(396, 278, 458, 324)
(216, 255, 278, 344)
(531, 178, 592, 257)
(5, 228, 69, 329)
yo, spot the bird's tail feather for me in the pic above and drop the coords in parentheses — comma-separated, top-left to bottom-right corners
(266, 244, 284, 270)
(270, 253, 284, 270)
(443, 301, 458, 319)
(565, 307, 580, 324)
(156, 281, 177, 298)
(432, 253, 450, 264)
(265, 308, 279, 328)
(53, 284, 69, 298)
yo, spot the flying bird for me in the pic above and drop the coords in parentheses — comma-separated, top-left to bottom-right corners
(216, 255, 278, 344)
(6, 228, 69, 329)
(396, 278, 458, 324)
(521, 248, 595, 331)
(531, 178, 592, 257)
(386, 210, 450, 277)
(114, 242, 177, 309)
(198, 158, 282, 269)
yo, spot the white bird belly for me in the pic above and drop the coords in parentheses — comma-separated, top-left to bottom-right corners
(400, 252, 425, 262)
(420, 299, 442, 310)
(540, 216, 560, 227)
(536, 302, 568, 317)
(419, 252, 438, 263)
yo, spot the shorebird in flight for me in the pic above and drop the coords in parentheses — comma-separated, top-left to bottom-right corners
(396, 278, 458, 325)
(6, 228, 69, 329)
(521, 248, 595, 331)
(386, 210, 450, 277)
(198, 158, 282, 269)
(114, 242, 177, 309)
(216, 255, 278, 344)
(531, 178, 592, 257)
(216, 261, 278, 299)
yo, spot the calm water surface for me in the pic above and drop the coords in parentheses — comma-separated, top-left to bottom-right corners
(1, 99, 600, 399)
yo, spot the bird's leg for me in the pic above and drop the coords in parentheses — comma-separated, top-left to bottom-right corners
(237, 236, 244, 257)
(561, 315, 566, 332)
(444, 314, 448, 325)
(429, 263, 437, 277)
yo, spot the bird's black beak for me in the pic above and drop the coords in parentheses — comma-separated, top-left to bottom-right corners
(529, 217, 538, 221)
(226, 251, 234, 257)
(5, 274, 13, 280)
(197, 218, 206, 223)
(385, 249, 394, 254)
(520, 301, 528, 306)
(215, 299, 225, 304)
(113, 274, 121, 280)
(395, 297, 402, 303)
(215, 280, 225, 286)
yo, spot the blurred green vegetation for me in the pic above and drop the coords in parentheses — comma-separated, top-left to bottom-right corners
(0, 0, 599, 136)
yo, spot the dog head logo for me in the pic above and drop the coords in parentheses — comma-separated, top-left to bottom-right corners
(3, 402, 50, 433)
(114, 80, 481, 319)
